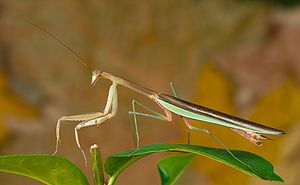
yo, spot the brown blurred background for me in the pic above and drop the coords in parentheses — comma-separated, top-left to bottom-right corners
(0, 0, 299, 185)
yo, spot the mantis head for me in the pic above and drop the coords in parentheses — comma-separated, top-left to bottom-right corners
(91, 70, 102, 86)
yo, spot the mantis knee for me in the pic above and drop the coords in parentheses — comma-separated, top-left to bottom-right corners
(75, 122, 86, 130)
(131, 99, 136, 106)
(190, 126, 210, 134)
(56, 118, 63, 127)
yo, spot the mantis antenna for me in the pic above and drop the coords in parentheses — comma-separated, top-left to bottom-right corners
(25, 20, 93, 74)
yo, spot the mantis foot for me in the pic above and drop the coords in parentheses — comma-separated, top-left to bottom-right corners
(128, 147, 139, 157)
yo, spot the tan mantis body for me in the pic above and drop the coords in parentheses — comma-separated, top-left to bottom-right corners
(53, 70, 283, 168)
(27, 22, 284, 170)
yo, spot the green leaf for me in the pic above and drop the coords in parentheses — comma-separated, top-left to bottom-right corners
(158, 154, 195, 185)
(104, 144, 283, 185)
(0, 154, 89, 185)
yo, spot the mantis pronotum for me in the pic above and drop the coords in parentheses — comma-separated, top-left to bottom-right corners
(28, 22, 285, 172)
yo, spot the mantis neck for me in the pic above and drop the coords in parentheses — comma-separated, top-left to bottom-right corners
(102, 72, 157, 98)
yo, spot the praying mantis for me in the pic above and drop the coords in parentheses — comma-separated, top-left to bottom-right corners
(28, 22, 285, 172)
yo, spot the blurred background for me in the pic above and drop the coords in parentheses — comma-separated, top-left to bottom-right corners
(0, 0, 299, 184)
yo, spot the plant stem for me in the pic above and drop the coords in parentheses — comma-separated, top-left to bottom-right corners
(90, 144, 105, 185)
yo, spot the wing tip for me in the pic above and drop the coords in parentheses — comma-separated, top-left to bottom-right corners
(273, 129, 286, 135)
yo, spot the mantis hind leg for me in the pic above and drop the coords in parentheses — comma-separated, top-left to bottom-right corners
(182, 117, 259, 176)
(169, 82, 193, 144)
(128, 99, 172, 155)
(169, 82, 178, 97)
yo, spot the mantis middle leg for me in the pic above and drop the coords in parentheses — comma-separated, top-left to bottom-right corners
(127, 82, 177, 148)
(128, 99, 172, 150)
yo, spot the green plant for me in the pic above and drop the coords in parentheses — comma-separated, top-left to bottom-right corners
(0, 144, 283, 185)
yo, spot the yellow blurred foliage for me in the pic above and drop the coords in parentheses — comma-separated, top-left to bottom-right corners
(251, 79, 300, 130)
(188, 62, 297, 185)
(0, 72, 37, 144)
(194, 62, 236, 115)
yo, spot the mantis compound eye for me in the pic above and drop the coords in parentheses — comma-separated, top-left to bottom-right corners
(91, 70, 102, 86)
